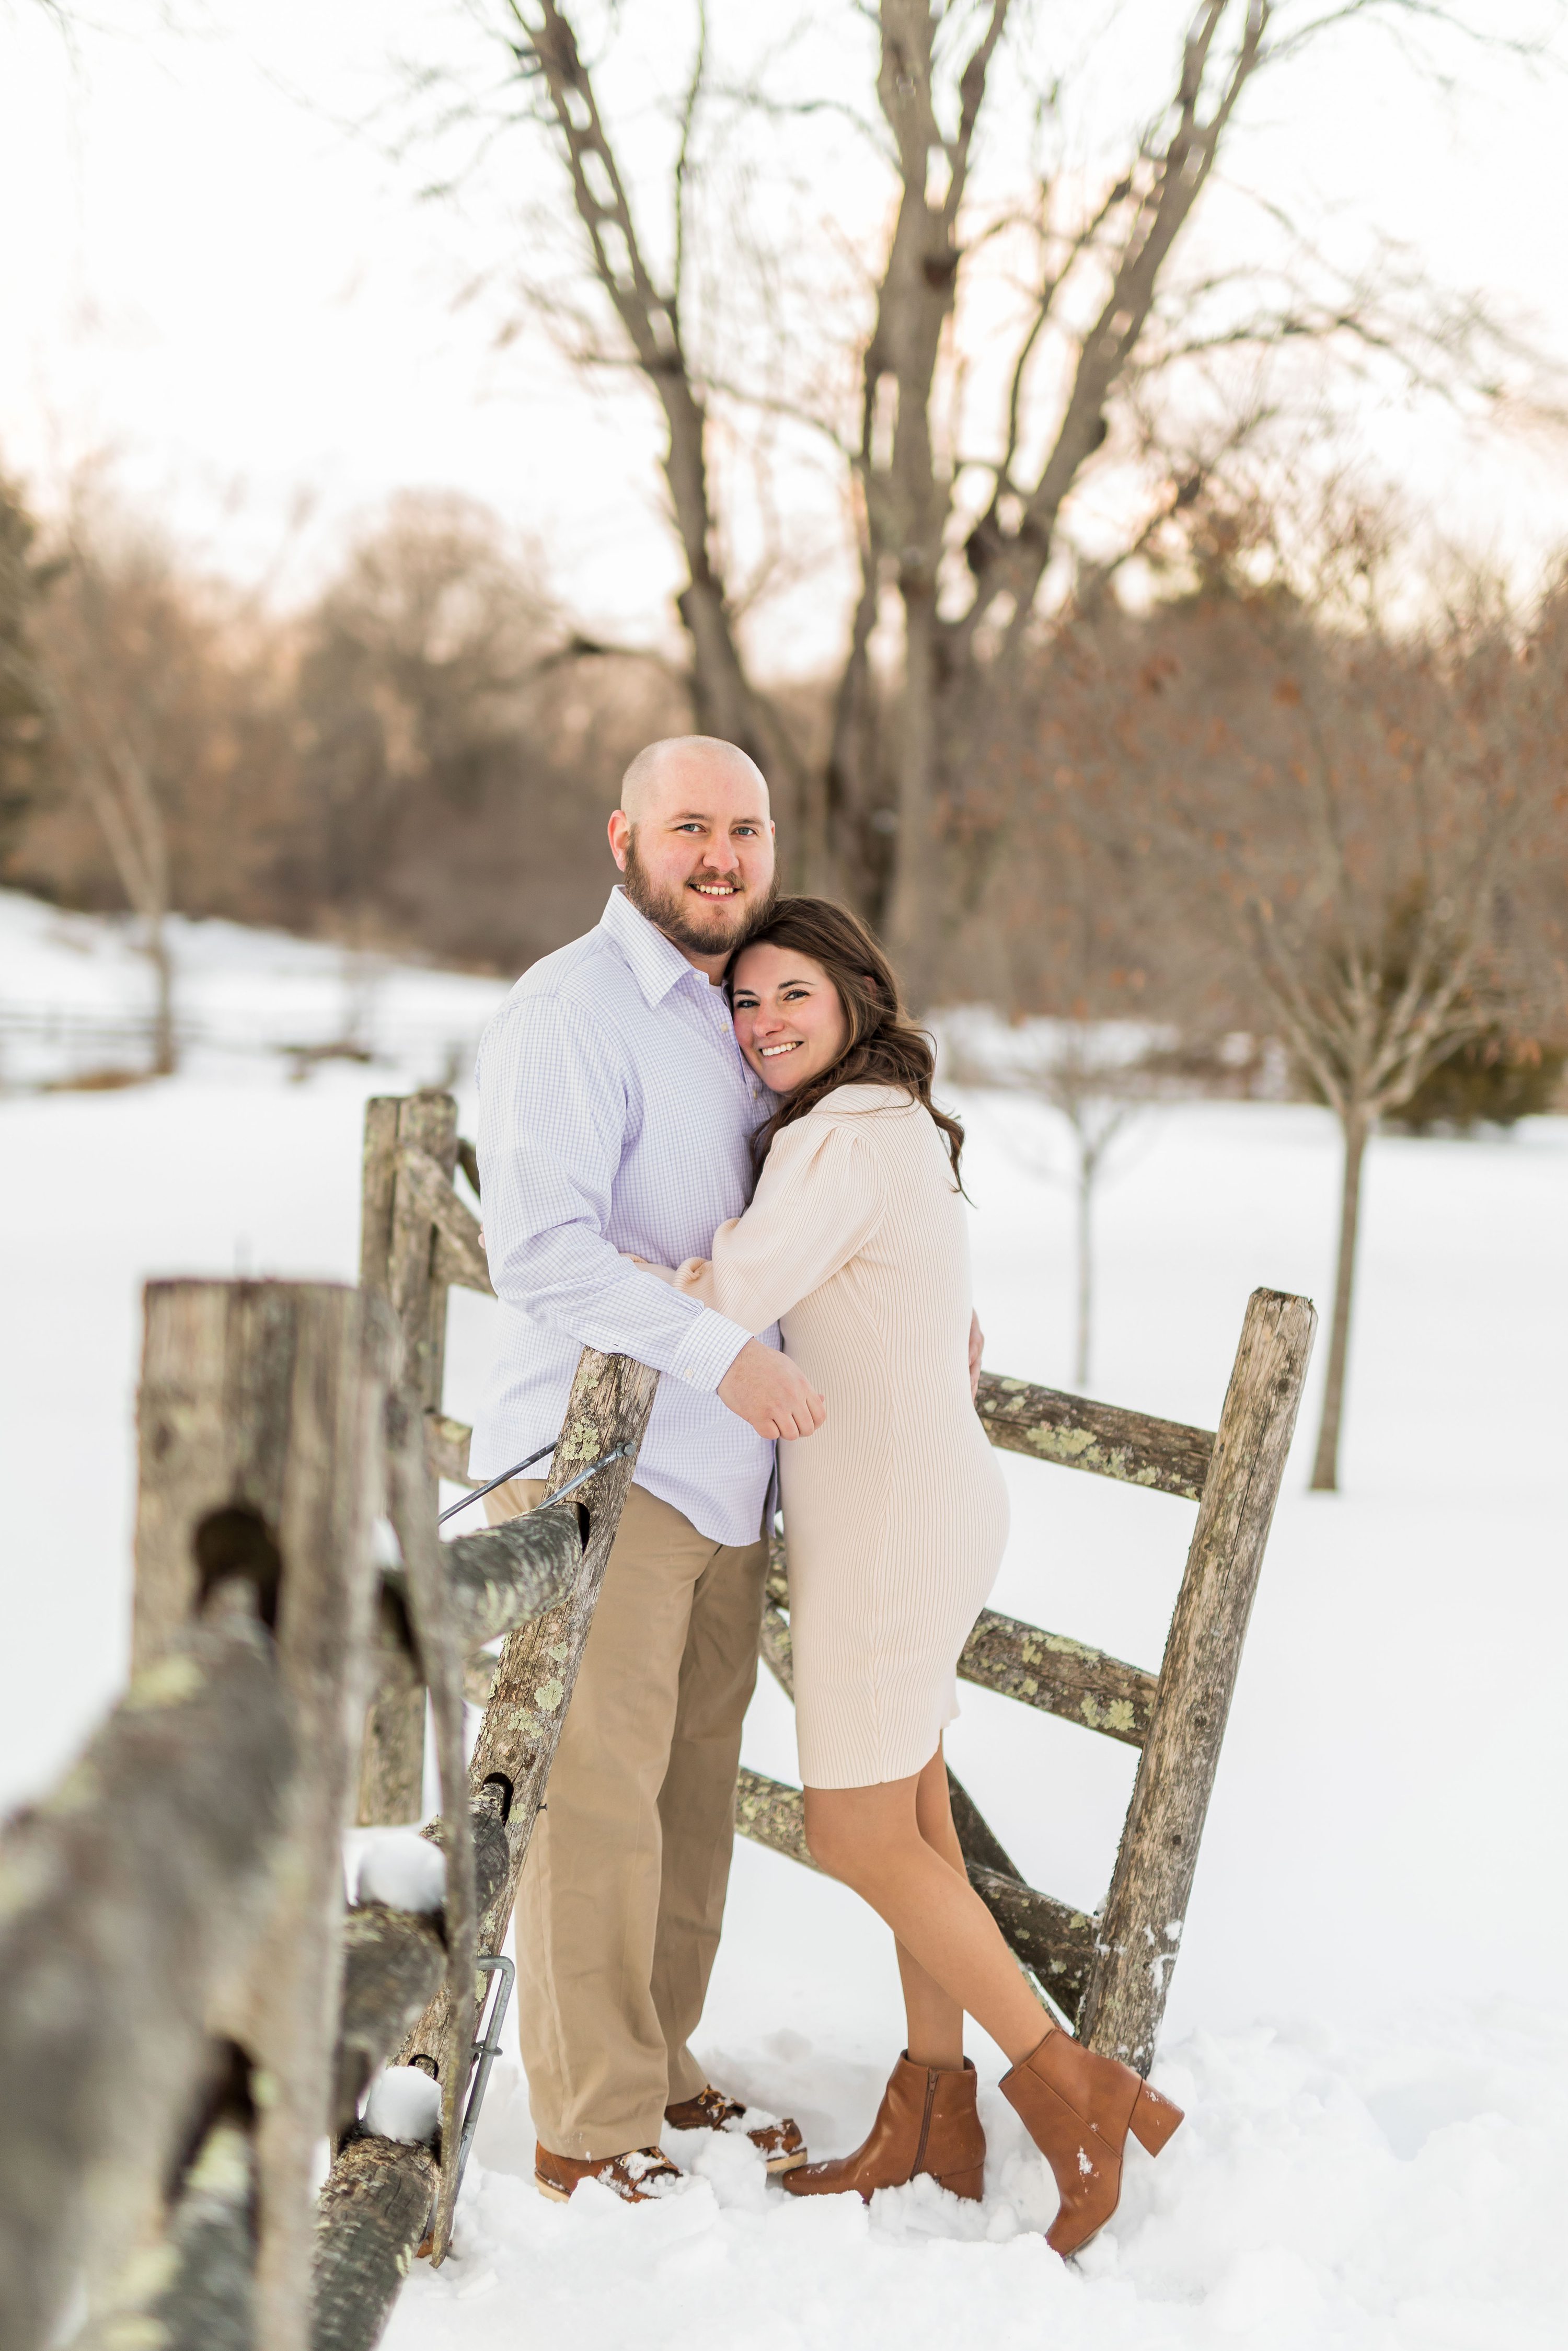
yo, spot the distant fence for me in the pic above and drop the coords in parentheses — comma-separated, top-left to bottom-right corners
(0, 1088, 1314, 2351)
(0, 1001, 489, 1090)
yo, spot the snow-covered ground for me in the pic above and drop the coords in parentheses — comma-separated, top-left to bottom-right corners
(3, 890, 1564, 2349)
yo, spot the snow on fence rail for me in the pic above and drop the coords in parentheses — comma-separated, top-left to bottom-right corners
(0, 1089, 1314, 2351)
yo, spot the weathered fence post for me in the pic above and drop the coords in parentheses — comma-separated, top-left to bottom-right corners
(1078, 1287, 1317, 2069)
(356, 1094, 458, 1824)
(311, 1344, 657, 2351)
(0, 1608, 292, 2351)
(134, 1280, 393, 2351)
(456, 1345, 659, 1977)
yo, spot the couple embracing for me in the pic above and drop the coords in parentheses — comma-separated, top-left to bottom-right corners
(470, 735, 1181, 2256)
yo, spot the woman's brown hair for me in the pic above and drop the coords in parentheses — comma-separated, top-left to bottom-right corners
(729, 896, 965, 1184)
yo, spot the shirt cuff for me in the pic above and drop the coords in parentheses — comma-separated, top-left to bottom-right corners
(667, 1305, 755, 1392)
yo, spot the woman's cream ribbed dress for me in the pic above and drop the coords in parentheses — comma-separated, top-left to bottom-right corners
(666, 1081, 1009, 1790)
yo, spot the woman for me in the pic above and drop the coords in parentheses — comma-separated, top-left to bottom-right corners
(637, 899, 1182, 2254)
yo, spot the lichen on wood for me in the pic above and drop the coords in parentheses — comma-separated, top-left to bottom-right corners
(958, 1608, 1156, 1746)
(0, 1610, 289, 2351)
(735, 1766, 816, 1869)
(436, 1502, 583, 1650)
(975, 1370, 1213, 1500)
(310, 2138, 437, 2351)
(89, 2095, 258, 2351)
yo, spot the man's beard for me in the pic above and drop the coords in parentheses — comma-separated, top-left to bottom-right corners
(622, 835, 777, 958)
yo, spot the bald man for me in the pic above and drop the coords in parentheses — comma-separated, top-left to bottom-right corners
(470, 735, 822, 2203)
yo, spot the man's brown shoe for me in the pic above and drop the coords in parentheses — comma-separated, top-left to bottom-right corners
(663, 2085, 808, 2173)
(782, 2053, 985, 2202)
(999, 2026, 1183, 2256)
(534, 2143, 684, 2204)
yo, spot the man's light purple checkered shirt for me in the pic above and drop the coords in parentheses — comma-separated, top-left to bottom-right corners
(469, 886, 777, 1546)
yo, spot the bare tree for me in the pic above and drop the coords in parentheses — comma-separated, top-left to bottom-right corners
(940, 795, 1176, 1388)
(1043, 502, 1568, 1488)
(289, 489, 681, 971)
(948, 1013, 1155, 1390)
(432, 0, 1549, 1000)
(1231, 628, 1563, 1491)
(295, 491, 554, 934)
(33, 489, 189, 1073)
(0, 468, 51, 862)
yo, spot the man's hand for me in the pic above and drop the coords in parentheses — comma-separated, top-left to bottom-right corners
(969, 1309, 984, 1404)
(718, 1339, 826, 1440)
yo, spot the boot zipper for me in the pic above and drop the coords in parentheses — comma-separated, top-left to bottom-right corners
(912, 2069, 938, 2176)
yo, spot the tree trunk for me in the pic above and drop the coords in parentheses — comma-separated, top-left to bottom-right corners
(1074, 1146, 1093, 1390)
(147, 912, 177, 1076)
(883, 584, 940, 998)
(1310, 1103, 1370, 1492)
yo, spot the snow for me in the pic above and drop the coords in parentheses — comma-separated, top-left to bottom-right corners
(364, 2068, 443, 2147)
(356, 1830, 447, 1916)
(2, 889, 1564, 2347)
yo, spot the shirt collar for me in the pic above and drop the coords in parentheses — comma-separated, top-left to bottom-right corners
(599, 884, 717, 1008)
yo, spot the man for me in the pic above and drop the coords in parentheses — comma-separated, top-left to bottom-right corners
(470, 733, 824, 2203)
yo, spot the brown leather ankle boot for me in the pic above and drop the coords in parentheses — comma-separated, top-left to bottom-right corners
(782, 2053, 985, 2202)
(1000, 2027, 1183, 2256)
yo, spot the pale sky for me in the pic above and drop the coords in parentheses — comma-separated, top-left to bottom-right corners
(3, 0, 1567, 670)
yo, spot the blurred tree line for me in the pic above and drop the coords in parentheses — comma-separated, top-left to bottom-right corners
(4, 459, 1564, 1065)
(6, 455, 1563, 1031)
(0, 470, 686, 983)
(3, 453, 1565, 1484)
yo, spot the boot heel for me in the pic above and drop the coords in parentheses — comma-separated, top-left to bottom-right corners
(936, 2162, 985, 2201)
(1128, 2081, 1183, 2157)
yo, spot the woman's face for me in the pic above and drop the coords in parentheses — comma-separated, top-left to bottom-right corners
(731, 944, 851, 1093)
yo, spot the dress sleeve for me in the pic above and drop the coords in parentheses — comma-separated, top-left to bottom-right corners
(666, 1117, 882, 1335)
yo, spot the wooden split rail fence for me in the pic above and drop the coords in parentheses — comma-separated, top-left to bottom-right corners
(360, 1091, 1316, 2068)
(0, 1276, 653, 2351)
(0, 1086, 1313, 2351)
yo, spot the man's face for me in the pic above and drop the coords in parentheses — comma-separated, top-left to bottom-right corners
(610, 758, 777, 962)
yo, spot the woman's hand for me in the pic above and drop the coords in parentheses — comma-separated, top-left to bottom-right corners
(969, 1310, 984, 1404)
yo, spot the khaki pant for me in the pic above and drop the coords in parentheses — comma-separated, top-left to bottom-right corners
(485, 1476, 768, 2160)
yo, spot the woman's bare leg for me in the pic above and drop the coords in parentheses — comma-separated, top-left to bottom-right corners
(805, 1748, 1053, 2066)
(894, 1750, 967, 2069)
